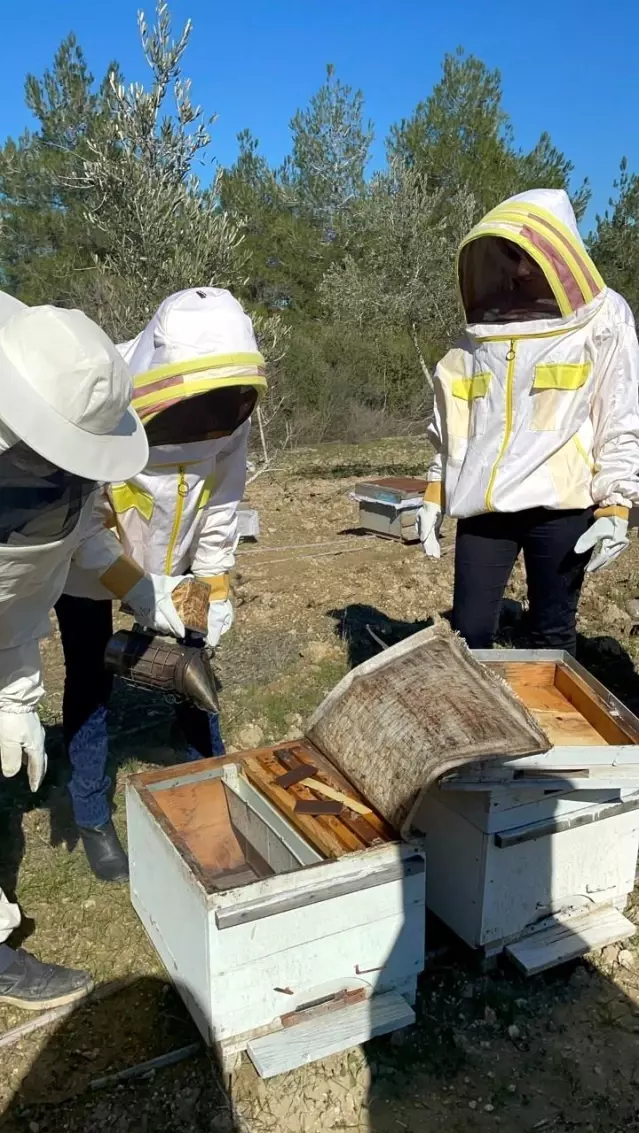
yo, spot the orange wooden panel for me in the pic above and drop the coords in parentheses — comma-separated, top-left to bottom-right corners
(152, 778, 247, 876)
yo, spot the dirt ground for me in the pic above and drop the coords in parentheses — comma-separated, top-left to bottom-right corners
(3, 436, 639, 1132)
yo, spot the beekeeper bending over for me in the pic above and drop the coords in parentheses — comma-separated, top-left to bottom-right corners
(417, 189, 639, 654)
(59, 287, 266, 883)
(0, 294, 189, 1010)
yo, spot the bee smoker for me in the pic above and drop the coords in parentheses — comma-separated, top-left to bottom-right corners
(104, 629, 220, 714)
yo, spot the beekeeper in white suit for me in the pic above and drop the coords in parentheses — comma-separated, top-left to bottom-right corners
(416, 188, 639, 655)
(0, 292, 188, 1010)
(58, 287, 267, 882)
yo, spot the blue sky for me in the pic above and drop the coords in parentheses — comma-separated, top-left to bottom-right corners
(1, 0, 638, 232)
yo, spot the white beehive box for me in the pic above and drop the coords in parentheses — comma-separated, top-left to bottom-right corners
(127, 747, 425, 1078)
(414, 650, 639, 973)
(349, 477, 428, 543)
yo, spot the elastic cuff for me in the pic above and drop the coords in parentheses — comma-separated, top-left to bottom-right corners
(99, 555, 145, 598)
(197, 574, 231, 602)
(423, 481, 443, 506)
(594, 506, 629, 521)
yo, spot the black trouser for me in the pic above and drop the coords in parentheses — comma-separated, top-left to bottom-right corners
(451, 508, 594, 656)
(55, 595, 224, 828)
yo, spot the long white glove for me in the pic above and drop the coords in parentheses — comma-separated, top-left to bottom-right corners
(416, 503, 443, 559)
(0, 709, 47, 792)
(125, 574, 186, 638)
(206, 599, 234, 649)
(574, 515, 630, 573)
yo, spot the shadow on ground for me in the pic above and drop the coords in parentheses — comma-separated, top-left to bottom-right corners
(3, 951, 639, 1131)
(0, 976, 242, 1132)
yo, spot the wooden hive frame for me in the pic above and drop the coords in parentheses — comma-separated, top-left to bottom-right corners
(242, 742, 395, 859)
(486, 659, 639, 748)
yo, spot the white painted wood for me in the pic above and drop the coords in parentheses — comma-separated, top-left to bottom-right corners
(436, 784, 625, 835)
(416, 787, 639, 955)
(222, 766, 322, 868)
(126, 786, 213, 1044)
(210, 868, 425, 976)
(246, 992, 415, 1079)
(207, 902, 424, 1040)
(127, 774, 426, 1072)
(210, 841, 410, 915)
(215, 855, 424, 930)
(506, 908, 636, 975)
(481, 806, 639, 946)
(495, 796, 639, 847)
(491, 749, 639, 771)
(224, 786, 304, 876)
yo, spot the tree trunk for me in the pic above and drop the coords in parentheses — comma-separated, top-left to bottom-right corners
(410, 323, 434, 392)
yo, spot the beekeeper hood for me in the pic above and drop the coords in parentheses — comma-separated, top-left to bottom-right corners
(458, 189, 606, 326)
(0, 302, 147, 481)
(120, 287, 267, 447)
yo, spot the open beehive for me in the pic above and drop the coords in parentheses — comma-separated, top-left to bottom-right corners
(127, 624, 549, 1075)
(137, 740, 397, 898)
(416, 649, 639, 974)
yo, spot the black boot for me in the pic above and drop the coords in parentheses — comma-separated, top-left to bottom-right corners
(0, 948, 93, 1011)
(79, 819, 129, 882)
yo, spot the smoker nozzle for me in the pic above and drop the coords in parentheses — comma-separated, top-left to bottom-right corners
(183, 650, 220, 714)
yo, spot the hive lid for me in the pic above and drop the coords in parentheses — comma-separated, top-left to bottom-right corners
(352, 477, 429, 505)
(305, 621, 550, 843)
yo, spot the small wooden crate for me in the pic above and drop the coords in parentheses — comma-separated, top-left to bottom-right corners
(414, 650, 639, 973)
(127, 742, 425, 1078)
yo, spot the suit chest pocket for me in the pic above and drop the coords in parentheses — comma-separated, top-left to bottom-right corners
(531, 362, 591, 432)
(449, 372, 492, 439)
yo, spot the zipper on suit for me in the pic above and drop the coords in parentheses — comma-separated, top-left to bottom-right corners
(165, 465, 188, 573)
(485, 340, 517, 512)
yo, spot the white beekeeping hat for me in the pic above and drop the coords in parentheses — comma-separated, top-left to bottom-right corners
(0, 304, 149, 480)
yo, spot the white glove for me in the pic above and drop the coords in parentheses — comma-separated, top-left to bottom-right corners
(0, 710, 47, 792)
(125, 574, 186, 638)
(416, 503, 443, 559)
(574, 515, 630, 573)
(206, 599, 234, 649)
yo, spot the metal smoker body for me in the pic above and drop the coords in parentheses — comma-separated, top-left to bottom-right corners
(104, 629, 219, 715)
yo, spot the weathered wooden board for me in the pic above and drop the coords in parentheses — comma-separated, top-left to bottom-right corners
(246, 991, 415, 1078)
(305, 622, 550, 842)
(506, 908, 636, 976)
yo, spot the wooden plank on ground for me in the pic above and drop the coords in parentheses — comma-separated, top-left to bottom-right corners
(506, 908, 636, 976)
(246, 992, 415, 1078)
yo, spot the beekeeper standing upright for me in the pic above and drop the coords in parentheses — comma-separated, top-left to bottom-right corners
(417, 189, 639, 653)
(0, 293, 187, 1010)
(59, 287, 267, 883)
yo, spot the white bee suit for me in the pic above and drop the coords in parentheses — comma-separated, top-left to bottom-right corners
(65, 288, 267, 648)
